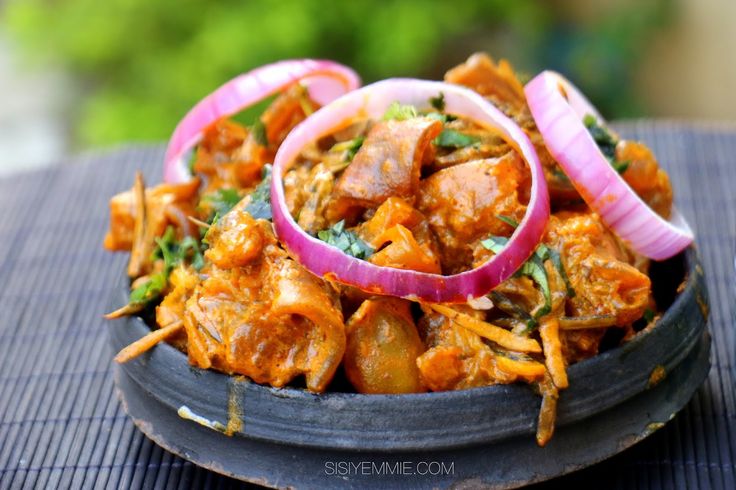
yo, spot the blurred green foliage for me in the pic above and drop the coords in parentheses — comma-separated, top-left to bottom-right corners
(2, 0, 674, 148)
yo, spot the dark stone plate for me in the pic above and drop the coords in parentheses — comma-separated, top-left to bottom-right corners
(108, 247, 710, 488)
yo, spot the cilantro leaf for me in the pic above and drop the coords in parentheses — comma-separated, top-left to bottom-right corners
(481, 236, 553, 328)
(317, 220, 373, 259)
(548, 248, 575, 298)
(330, 136, 365, 163)
(244, 164, 272, 220)
(252, 119, 268, 146)
(152, 225, 205, 273)
(433, 129, 480, 149)
(383, 102, 418, 121)
(429, 92, 445, 111)
(129, 272, 167, 307)
(202, 188, 242, 221)
(496, 215, 519, 228)
(643, 308, 656, 323)
(583, 113, 628, 175)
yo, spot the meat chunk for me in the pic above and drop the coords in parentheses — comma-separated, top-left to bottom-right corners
(417, 152, 529, 272)
(182, 214, 345, 392)
(445, 52, 581, 205)
(356, 197, 441, 274)
(344, 297, 426, 394)
(104, 178, 200, 279)
(416, 309, 519, 391)
(204, 205, 264, 269)
(445, 52, 527, 114)
(544, 212, 651, 361)
(615, 140, 673, 219)
(333, 117, 442, 207)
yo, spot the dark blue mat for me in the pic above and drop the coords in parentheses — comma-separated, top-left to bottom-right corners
(0, 121, 734, 489)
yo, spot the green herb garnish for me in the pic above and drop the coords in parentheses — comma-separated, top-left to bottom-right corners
(127, 225, 205, 308)
(496, 215, 519, 228)
(480, 236, 554, 329)
(152, 225, 205, 273)
(331, 136, 365, 163)
(433, 129, 480, 149)
(429, 92, 445, 111)
(244, 164, 272, 220)
(643, 308, 656, 323)
(583, 113, 628, 175)
(252, 119, 269, 146)
(317, 220, 374, 259)
(202, 188, 242, 220)
(383, 102, 418, 121)
(549, 249, 575, 298)
(129, 272, 167, 307)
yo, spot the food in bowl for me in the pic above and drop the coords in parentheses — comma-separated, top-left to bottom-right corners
(104, 54, 693, 446)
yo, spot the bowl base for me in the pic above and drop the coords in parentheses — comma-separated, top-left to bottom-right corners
(115, 330, 710, 489)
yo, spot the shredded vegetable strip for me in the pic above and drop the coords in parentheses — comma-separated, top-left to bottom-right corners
(558, 315, 617, 330)
(495, 355, 546, 378)
(428, 303, 542, 353)
(127, 172, 148, 278)
(104, 303, 143, 320)
(539, 317, 568, 389)
(114, 321, 184, 363)
(536, 373, 558, 447)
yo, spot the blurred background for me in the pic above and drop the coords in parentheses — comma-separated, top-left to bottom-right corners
(0, 0, 734, 176)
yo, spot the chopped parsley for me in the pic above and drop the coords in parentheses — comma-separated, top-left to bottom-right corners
(201, 188, 242, 220)
(129, 273, 167, 308)
(429, 92, 445, 111)
(383, 102, 418, 121)
(128, 225, 205, 308)
(251, 119, 269, 146)
(317, 220, 373, 259)
(152, 225, 205, 273)
(244, 164, 273, 220)
(583, 113, 629, 175)
(496, 215, 519, 228)
(330, 136, 365, 163)
(481, 232, 576, 330)
(433, 129, 480, 149)
(643, 308, 656, 323)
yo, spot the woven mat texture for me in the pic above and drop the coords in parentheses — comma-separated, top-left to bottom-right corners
(0, 121, 733, 489)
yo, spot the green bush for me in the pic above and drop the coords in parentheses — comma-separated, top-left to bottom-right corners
(2, 0, 673, 147)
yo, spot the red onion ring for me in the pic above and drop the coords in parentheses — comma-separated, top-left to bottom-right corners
(272, 79, 550, 303)
(163, 59, 361, 183)
(525, 71, 693, 260)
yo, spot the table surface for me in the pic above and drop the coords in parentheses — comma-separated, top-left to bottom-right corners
(0, 121, 734, 490)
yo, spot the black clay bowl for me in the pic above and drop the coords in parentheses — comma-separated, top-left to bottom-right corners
(109, 247, 710, 488)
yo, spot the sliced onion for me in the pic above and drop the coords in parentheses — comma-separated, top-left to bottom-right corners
(272, 79, 550, 303)
(525, 71, 693, 260)
(163, 59, 361, 183)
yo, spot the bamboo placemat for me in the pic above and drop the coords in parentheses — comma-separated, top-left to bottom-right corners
(0, 121, 733, 489)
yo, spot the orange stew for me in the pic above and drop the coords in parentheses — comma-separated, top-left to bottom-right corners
(104, 53, 673, 446)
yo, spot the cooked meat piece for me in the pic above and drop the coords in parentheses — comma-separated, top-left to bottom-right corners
(544, 212, 651, 362)
(445, 52, 527, 114)
(182, 214, 345, 392)
(204, 205, 265, 269)
(344, 297, 426, 394)
(445, 52, 581, 205)
(333, 117, 443, 208)
(354, 197, 441, 274)
(104, 178, 200, 278)
(368, 224, 441, 274)
(417, 152, 529, 272)
(294, 163, 335, 234)
(615, 140, 673, 219)
(416, 308, 519, 391)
